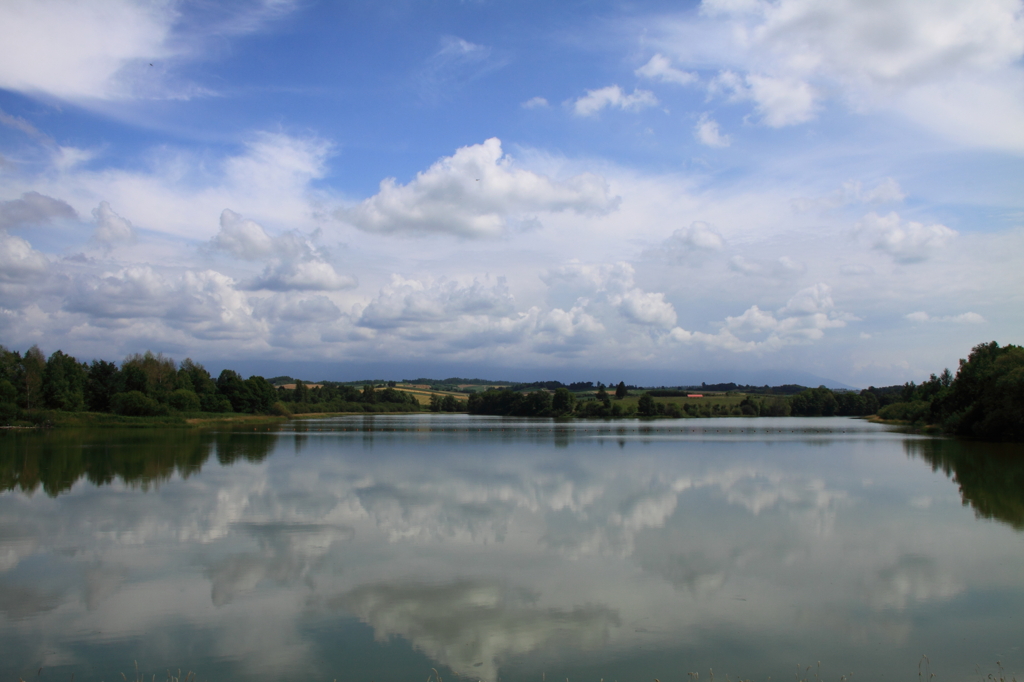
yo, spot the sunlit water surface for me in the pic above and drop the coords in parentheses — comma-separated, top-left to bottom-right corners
(1, 416, 1022, 681)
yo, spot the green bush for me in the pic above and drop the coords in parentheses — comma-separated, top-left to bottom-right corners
(168, 389, 201, 412)
(270, 401, 292, 416)
(200, 393, 233, 413)
(0, 402, 18, 425)
(878, 400, 932, 423)
(111, 391, 166, 417)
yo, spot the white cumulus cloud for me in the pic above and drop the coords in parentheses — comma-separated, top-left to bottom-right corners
(0, 232, 50, 282)
(358, 275, 519, 331)
(857, 211, 956, 263)
(211, 209, 276, 260)
(542, 262, 678, 330)
(211, 209, 355, 292)
(668, 283, 848, 352)
(91, 201, 137, 248)
(694, 114, 731, 147)
(337, 138, 619, 238)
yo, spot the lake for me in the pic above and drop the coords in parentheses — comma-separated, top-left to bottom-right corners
(1, 416, 1022, 682)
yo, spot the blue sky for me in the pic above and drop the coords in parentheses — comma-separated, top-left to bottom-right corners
(1, 0, 1022, 386)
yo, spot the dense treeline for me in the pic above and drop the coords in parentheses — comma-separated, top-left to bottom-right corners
(3, 341, 1018, 440)
(877, 341, 1023, 441)
(0, 345, 419, 424)
(465, 342, 1022, 441)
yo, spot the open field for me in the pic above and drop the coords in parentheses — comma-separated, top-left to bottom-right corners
(393, 386, 470, 405)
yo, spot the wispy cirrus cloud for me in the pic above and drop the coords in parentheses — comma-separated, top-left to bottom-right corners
(652, 0, 1024, 149)
(573, 86, 659, 117)
(0, 0, 301, 103)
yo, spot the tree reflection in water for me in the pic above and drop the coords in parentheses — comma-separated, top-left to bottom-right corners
(0, 428, 279, 496)
(905, 439, 1024, 530)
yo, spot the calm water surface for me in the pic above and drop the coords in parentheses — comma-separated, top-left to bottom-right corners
(1, 416, 1022, 681)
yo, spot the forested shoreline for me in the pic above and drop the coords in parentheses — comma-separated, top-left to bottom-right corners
(0, 341, 1020, 441)
(0, 346, 420, 425)
(470, 341, 1022, 441)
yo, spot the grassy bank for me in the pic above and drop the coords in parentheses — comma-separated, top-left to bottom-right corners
(1, 408, 432, 430)
(2, 410, 290, 429)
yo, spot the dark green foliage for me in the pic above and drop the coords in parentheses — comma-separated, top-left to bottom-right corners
(121, 362, 148, 394)
(429, 393, 463, 412)
(361, 384, 376, 404)
(0, 347, 25, 417)
(168, 389, 202, 412)
(43, 350, 87, 411)
(0, 401, 17, 425)
(111, 391, 166, 417)
(637, 393, 656, 417)
(468, 388, 554, 416)
(931, 341, 1024, 441)
(877, 400, 932, 423)
(907, 438, 1024, 529)
(615, 381, 628, 399)
(377, 387, 405, 404)
(552, 387, 576, 415)
(0, 378, 17, 404)
(244, 376, 277, 413)
(85, 360, 120, 412)
(216, 369, 251, 412)
(179, 359, 218, 398)
(0, 427, 276, 497)
(202, 393, 233, 413)
(789, 386, 839, 416)
(121, 351, 176, 402)
(21, 345, 45, 409)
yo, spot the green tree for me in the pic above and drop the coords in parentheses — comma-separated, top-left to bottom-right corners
(638, 393, 656, 417)
(244, 376, 277, 413)
(789, 386, 838, 416)
(21, 345, 45, 410)
(168, 389, 201, 412)
(42, 350, 87, 411)
(85, 360, 120, 412)
(615, 381, 628, 399)
(932, 341, 1024, 440)
(361, 384, 376, 404)
(552, 387, 576, 415)
(0, 346, 20, 424)
(217, 369, 254, 413)
(111, 390, 164, 416)
(121, 351, 176, 402)
(179, 358, 218, 400)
